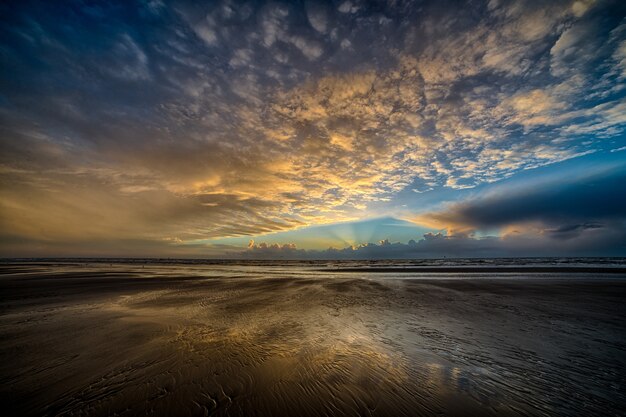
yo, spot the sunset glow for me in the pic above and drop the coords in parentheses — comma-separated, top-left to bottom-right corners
(1, 0, 625, 257)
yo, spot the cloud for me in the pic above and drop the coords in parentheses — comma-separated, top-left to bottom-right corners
(233, 227, 626, 259)
(544, 223, 603, 240)
(305, 1, 329, 34)
(260, 4, 289, 47)
(288, 35, 324, 60)
(106, 34, 151, 81)
(1, 0, 625, 255)
(613, 39, 626, 78)
(244, 239, 305, 258)
(337, 1, 359, 14)
(413, 165, 626, 235)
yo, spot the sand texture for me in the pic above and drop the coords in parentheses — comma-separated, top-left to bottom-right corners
(1, 261, 625, 416)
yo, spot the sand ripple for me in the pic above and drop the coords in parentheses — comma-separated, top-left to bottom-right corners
(0, 263, 625, 416)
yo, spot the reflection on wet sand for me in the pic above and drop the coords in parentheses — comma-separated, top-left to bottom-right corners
(1, 262, 625, 416)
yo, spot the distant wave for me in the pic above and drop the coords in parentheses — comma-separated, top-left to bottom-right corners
(2, 257, 626, 268)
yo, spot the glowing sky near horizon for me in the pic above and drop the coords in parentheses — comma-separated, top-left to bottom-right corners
(1, 0, 625, 258)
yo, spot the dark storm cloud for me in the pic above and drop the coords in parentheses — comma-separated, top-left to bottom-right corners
(417, 165, 626, 233)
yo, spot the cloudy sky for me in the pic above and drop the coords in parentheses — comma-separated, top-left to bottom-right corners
(1, 0, 625, 258)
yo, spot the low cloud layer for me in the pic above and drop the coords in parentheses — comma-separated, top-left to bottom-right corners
(415, 165, 626, 236)
(238, 227, 626, 259)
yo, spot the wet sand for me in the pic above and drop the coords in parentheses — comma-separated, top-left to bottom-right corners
(324, 266, 626, 273)
(1, 262, 625, 416)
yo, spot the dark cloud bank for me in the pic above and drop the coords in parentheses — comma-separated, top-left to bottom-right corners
(423, 167, 626, 232)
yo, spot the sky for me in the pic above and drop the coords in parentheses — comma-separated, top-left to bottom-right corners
(1, 0, 625, 258)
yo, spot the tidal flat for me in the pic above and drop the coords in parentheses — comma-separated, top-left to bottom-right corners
(1, 261, 625, 416)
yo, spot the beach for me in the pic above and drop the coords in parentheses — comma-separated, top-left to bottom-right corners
(1, 260, 625, 416)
